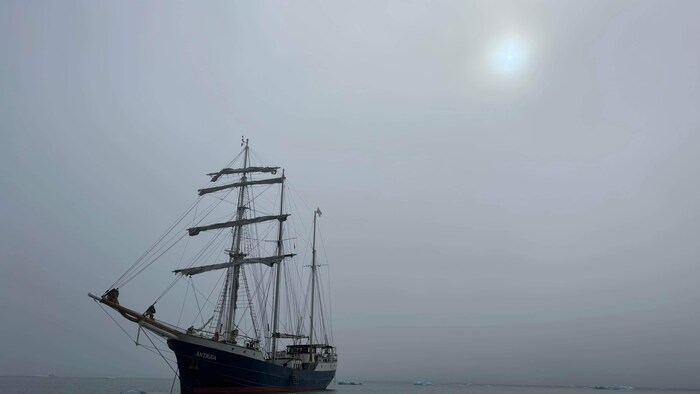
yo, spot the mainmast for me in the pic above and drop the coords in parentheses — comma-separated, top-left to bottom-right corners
(309, 208, 320, 345)
(271, 169, 286, 361)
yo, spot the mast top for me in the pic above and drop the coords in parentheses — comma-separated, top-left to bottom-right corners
(241, 136, 249, 148)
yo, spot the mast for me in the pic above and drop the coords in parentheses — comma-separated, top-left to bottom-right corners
(225, 137, 249, 341)
(309, 208, 319, 345)
(182, 139, 295, 347)
(271, 169, 285, 361)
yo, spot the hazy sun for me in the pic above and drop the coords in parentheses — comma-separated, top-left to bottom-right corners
(489, 35, 530, 79)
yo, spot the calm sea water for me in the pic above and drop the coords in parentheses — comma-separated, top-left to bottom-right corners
(0, 377, 697, 394)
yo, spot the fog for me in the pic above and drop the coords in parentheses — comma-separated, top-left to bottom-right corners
(1, 0, 699, 389)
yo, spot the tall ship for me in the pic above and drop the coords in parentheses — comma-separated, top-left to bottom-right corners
(89, 138, 337, 393)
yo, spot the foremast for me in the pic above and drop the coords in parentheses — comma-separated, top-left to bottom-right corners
(176, 138, 293, 359)
(224, 139, 250, 342)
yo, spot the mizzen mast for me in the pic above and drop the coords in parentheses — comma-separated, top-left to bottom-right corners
(309, 208, 321, 345)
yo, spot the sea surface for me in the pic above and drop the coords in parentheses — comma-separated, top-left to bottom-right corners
(0, 377, 697, 394)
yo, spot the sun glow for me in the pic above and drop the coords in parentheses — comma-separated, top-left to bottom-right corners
(489, 35, 531, 80)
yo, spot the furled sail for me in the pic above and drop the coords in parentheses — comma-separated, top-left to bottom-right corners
(198, 177, 285, 196)
(187, 214, 289, 236)
(208, 166, 280, 182)
(273, 333, 309, 339)
(173, 254, 296, 276)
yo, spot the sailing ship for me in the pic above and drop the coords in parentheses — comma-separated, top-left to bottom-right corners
(89, 139, 337, 393)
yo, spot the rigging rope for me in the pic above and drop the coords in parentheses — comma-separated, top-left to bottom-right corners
(318, 223, 334, 343)
(176, 279, 190, 327)
(110, 197, 202, 289)
(110, 151, 245, 290)
(142, 329, 179, 376)
(191, 275, 205, 327)
(95, 300, 178, 364)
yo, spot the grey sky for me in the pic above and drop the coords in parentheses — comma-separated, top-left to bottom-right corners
(2, 0, 699, 389)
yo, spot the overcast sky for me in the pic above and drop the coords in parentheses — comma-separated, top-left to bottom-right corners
(2, 0, 700, 389)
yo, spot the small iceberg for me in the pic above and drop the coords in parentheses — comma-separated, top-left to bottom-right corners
(593, 386, 634, 391)
(414, 381, 433, 386)
(338, 380, 363, 385)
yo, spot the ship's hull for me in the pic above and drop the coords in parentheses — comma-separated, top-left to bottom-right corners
(168, 337, 336, 393)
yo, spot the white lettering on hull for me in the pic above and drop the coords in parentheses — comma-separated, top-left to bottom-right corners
(196, 351, 217, 360)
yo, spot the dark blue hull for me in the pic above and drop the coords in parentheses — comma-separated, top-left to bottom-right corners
(168, 339, 335, 393)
